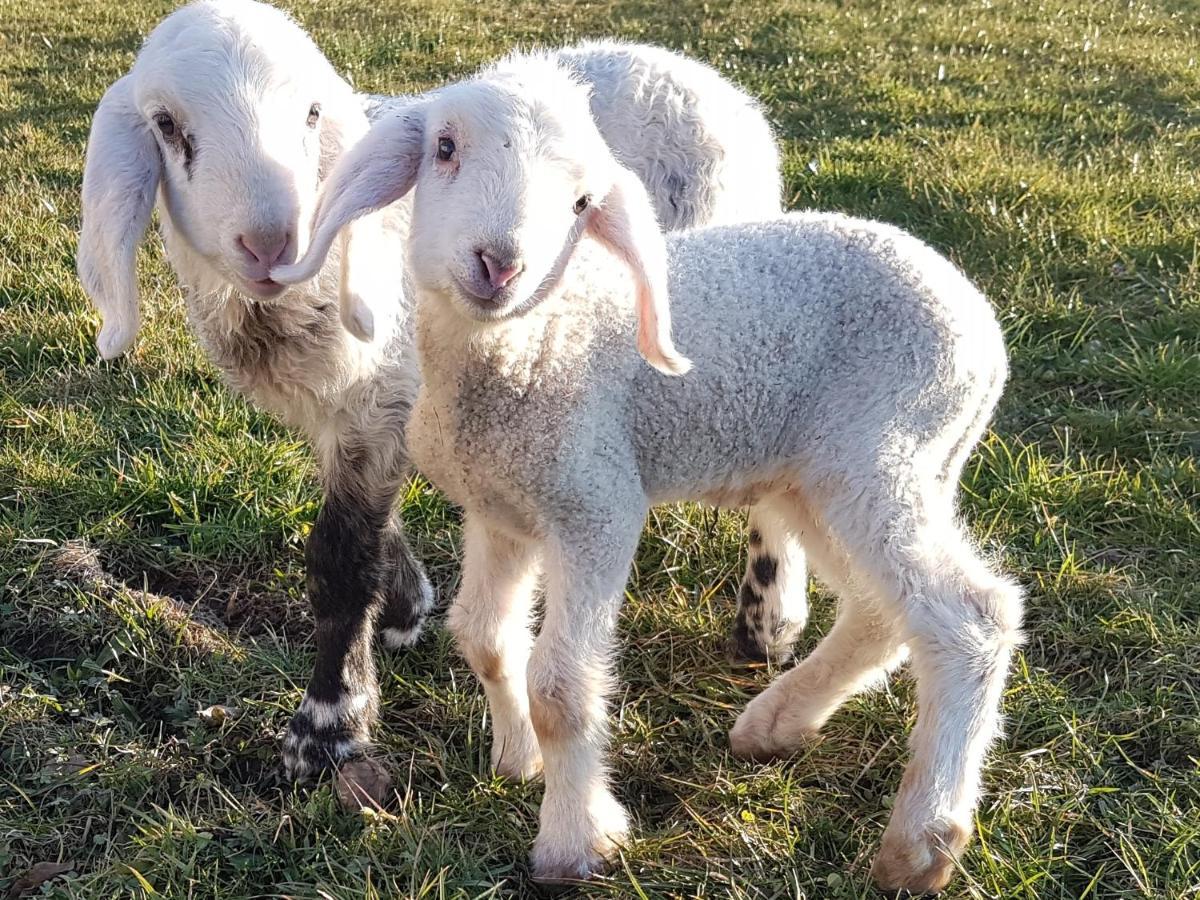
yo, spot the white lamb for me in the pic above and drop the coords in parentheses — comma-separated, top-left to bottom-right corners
(275, 60, 1025, 894)
(75, 0, 785, 784)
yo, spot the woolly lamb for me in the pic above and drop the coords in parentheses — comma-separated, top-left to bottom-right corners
(276, 59, 1024, 894)
(75, 0, 784, 783)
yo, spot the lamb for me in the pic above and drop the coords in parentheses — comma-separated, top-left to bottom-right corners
(75, 0, 786, 784)
(274, 59, 1025, 894)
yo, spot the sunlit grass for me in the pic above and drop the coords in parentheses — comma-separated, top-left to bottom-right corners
(2, 1, 1198, 897)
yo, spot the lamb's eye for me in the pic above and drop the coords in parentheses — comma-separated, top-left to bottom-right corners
(153, 112, 176, 138)
(573, 193, 591, 215)
(436, 137, 456, 161)
(307, 103, 321, 128)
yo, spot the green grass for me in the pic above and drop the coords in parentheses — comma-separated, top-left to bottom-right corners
(2, 0, 1199, 896)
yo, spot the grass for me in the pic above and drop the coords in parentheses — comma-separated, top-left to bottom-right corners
(2, 0, 1199, 896)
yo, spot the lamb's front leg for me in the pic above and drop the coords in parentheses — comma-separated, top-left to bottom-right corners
(447, 517, 543, 779)
(527, 516, 644, 883)
(283, 490, 389, 782)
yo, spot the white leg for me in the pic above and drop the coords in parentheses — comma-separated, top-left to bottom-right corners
(526, 515, 644, 883)
(731, 503, 906, 758)
(868, 529, 1023, 894)
(446, 516, 543, 780)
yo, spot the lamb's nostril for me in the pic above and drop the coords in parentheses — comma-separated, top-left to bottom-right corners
(479, 250, 523, 290)
(238, 231, 290, 267)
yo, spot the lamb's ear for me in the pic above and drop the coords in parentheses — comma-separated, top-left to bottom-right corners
(77, 74, 161, 359)
(336, 210, 399, 342)
(586, 165, 692, 376)
(318, 95, 393, 341)
(272, 108, 424, 288)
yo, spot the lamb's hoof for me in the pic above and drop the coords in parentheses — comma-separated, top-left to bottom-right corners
(530, 844, 616, 885)
(335, 757, 393, 811)
(726, 617, 803, 666)
(728, 693, 818, 762)
(530, 793, 628, 884)
(282, 706, 369, 783)
(870, 820, 970, 896)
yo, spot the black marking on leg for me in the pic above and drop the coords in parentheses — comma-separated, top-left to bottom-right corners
(739, 581, 764, 611)
(286, 489, 388, 780)
(729, 582, 769, 662)
(729, 613, 769, 663)
(378, 517, 434, 636)
(752, 554, 778, 589)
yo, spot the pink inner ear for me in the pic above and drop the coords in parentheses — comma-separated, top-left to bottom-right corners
(586, 168, 691, 376)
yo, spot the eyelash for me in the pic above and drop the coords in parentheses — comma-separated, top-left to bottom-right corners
(153, 112, 195, 171)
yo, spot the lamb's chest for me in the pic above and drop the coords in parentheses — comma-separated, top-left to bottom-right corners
(407, 383, 547, 531)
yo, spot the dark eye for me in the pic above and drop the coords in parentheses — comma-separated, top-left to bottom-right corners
(573, 193, 591, 215)
(307, 103, 321, 128)
(436, 137, 455, 161)
(153, 112, 176, 138)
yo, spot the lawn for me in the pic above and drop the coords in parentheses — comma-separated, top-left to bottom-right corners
(2, 0, 1199, 897)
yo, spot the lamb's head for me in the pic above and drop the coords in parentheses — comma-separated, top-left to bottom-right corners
(275, 59, 692, 376)
(77, 0, 378, 359)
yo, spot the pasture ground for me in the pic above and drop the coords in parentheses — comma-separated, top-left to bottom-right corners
(2, 0, 1198, 896)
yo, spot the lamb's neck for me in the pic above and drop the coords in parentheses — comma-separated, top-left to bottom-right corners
(163, 230, 388, 432)
(414, 291, 574, 396)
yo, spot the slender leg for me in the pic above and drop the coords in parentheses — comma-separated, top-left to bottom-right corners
(526, 514, 645, 883)
(283, 488, 390, 780)
(730, 500, 907, 759)
(867, 528, 1023, 895)
(729, 501, 809, 663)
(446, 516, 544, 779)
(283, 421, 431, 783)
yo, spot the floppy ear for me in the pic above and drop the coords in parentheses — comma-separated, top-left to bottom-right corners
(272, 108, 424, 290)
(77, 74, 161, 359)
(317, 95, 392, 341)
(586, 165, 692, 376)
(335, 210, 399, 342)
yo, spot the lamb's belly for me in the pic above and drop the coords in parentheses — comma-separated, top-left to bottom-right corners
(645, 459, 803, 509)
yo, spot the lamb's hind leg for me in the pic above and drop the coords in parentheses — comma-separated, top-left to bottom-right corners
(730, 499, 907, 758)
(729, 501, 808, 663)
(377, 513, 435, 649)
(865, 523, 1023, 895)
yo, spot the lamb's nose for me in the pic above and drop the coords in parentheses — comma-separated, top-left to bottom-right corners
(478, 249, 523, 290)
(237, 231, 291, 267)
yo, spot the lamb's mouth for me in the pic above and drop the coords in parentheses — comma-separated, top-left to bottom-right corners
(451, 276, 518, 319)
(243, 276, 288, 299)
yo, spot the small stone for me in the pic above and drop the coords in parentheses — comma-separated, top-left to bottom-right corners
(335, 758, 392, 811)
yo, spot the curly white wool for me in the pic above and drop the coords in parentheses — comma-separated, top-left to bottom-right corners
(279, 59, 1023, 894)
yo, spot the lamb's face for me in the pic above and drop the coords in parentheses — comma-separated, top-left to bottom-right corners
(406, 75, 612, 322)
(134, 0, 348, 300)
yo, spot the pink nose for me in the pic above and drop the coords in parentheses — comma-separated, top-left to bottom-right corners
(237, 231, 290, 267)
(479, 250, 523, 290)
